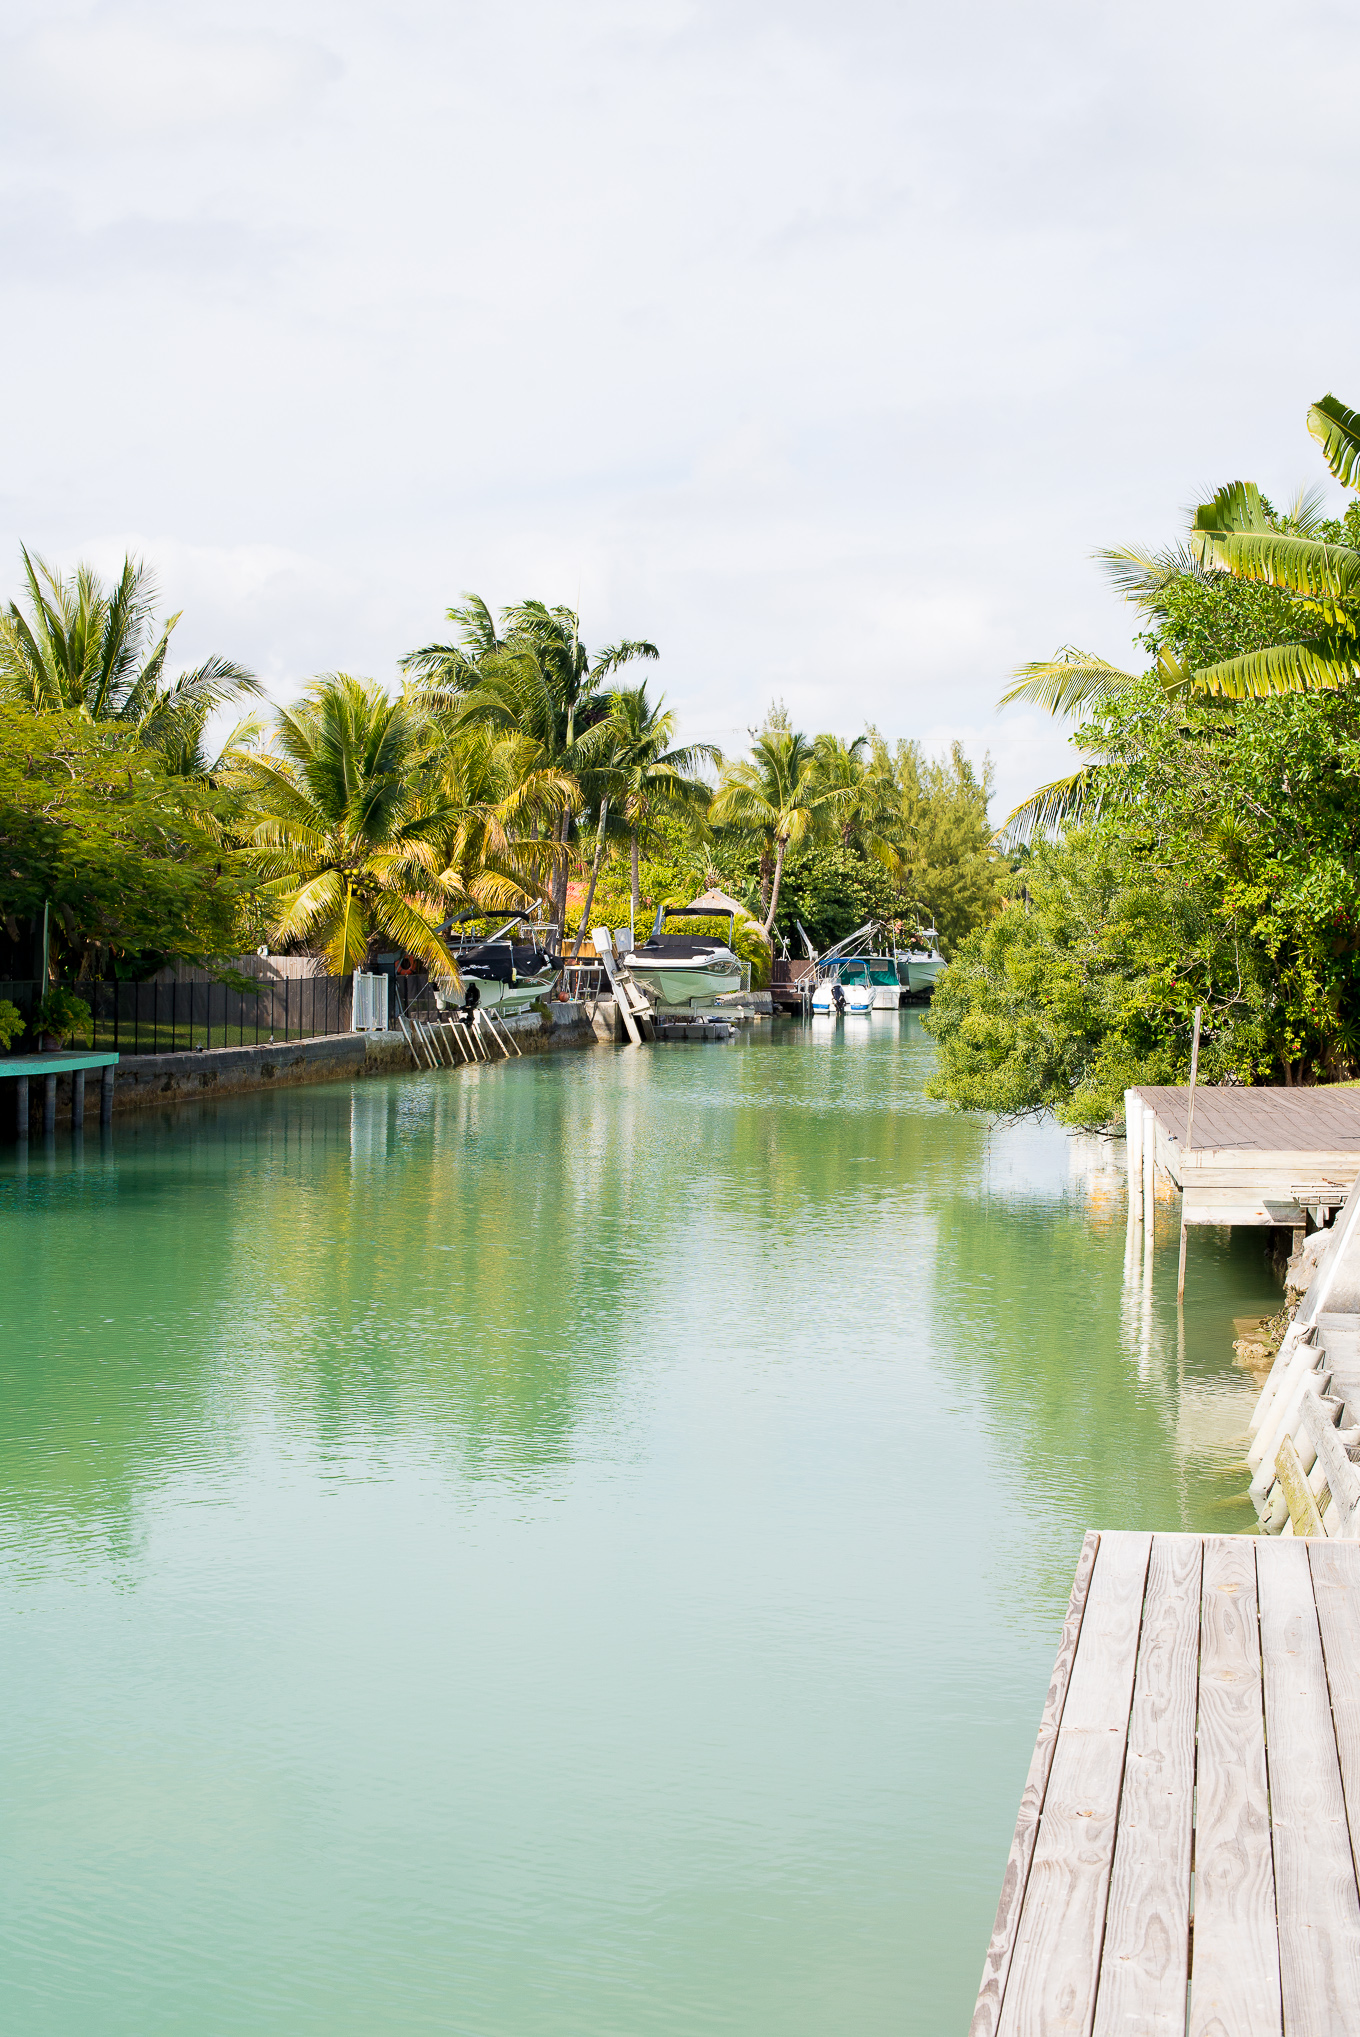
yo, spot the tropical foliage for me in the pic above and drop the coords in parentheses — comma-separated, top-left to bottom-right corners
(930, 389, 1360, 1122)
(0, 551, 1009, 998)
(0, 549, 257, 774)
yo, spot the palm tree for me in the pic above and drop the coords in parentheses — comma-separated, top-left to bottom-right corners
(1180, 427, 1360, 695)
(607, 683, 718, 917)
(0, 549, 256, 770)
(709, 729, 843, 933)
(230, 675, 487, 975)
(811, 731, 913, 872)
(405, 595, 659, 942)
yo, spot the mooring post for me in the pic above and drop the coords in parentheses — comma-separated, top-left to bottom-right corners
(72, 1069, 86, 1131)
(100, 1064, 114, 1129)
(43, 1073, 57, 1136)
(15, 1074, 28, 1141)
(1177, 1007, 1202, 1302)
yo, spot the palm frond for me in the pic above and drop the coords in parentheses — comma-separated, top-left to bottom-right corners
(1095, 543, 1213, 603)
(996, 769, 1096, 847)
(998, 648, 1141, 717)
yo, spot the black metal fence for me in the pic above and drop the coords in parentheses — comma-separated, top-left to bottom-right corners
(0, 976, 354, 1058)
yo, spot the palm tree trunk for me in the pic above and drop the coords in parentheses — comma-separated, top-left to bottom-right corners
(551, 807, 573, 949)
(631, 831, 640, 919)
(763, 837, 788, 934)
(571, 802, 609, 961)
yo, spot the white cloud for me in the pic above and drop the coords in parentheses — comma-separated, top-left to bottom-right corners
(1, 0, 1357, 827)
(7, 12, 340, 136)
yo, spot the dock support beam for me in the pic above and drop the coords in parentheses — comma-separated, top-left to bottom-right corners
(15, 1075, 27, 1141)
(100, 1064, 114, 1129)
(1142, 1104, 1156, 1231)
(72, 1069, 85, 1131)
(43, 1073, 57, 1137)
(1124, 1089, 1143, 1218)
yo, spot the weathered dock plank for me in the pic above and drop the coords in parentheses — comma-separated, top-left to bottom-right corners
(996, 1531, 1150, 2037)
(1257, 1539, 1360, 2032)
(1190, 1539, 1280, 2037)
(975, 1534, 1360, 2035)
(970, 1530, 1100, 2037)
(1091, 1533, 1198, 2037)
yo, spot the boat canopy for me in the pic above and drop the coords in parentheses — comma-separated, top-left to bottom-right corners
(648, 902, 737, 945)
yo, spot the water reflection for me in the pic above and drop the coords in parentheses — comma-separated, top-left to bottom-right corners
(0, 1016, 1278, 2035)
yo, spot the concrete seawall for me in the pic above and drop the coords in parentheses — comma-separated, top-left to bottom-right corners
(24, 1006, 600, 1128)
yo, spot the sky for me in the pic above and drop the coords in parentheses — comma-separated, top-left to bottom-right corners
(4, 0, 1360, 821)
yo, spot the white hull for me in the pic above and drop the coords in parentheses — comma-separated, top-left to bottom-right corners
(811, 984, 874, 1014)
(871, 982, 903, 1009)
(905, 956, 945, 995)
(624, 957, 743, 1008)
(433, 973, 558, 1017)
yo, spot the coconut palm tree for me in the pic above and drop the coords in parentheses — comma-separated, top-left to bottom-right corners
(606, 683, 717, 918)
(407, 596, 660, 942)
(709, 729, 843, 933)
(0, 548, 256, 770)
(229, 675, 540, 975)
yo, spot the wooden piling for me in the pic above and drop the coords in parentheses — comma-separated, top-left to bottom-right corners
(1176, 1006, 1201, 1301)
(15, 1074, 27, 1140)
(72, 1068, 85, 1130)
(100, 1063, 113, 1128)
(43, 1072, 56, 1136)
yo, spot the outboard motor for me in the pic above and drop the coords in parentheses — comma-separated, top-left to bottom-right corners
(831, 981, 846, 1014)
(463, 981, 481, 1013)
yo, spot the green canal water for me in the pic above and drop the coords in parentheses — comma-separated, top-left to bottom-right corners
(0, 1015, 1276, 2035)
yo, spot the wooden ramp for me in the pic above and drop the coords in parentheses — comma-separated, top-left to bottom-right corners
(1129, 1084, 1360, 1228)
(973, 1529, 1360, 2036)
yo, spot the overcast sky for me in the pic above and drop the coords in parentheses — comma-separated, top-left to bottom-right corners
(4, 0, 1359, 819)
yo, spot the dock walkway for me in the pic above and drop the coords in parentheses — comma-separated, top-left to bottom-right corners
(973, 1528, 1360, 2036)
(1128, 1083, 1360, 1228)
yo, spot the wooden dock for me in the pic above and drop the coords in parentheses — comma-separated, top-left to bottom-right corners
(973, 1528, 1360, 2036)
(1128, 1084, 1360, 1229)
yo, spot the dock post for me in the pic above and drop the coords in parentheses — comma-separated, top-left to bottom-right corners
(43, 1073, 57, 1137)
(1176, 1007, 1202, 1302)
(72, 1069, 85, 1131)
(15, 1074, 27, 1141)
(100, 1064, 114, 1129)
(1124, 1090, 1142, 1217)
(1142, 1103, 1156, 1232)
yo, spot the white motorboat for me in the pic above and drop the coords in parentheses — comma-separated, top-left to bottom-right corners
(431, 916, 560, 1017)
(810, 960, 874, 1014)
(623, 902, 744, 1008)
(897, 925, 946, 999)
(865, 956, 905, 1009)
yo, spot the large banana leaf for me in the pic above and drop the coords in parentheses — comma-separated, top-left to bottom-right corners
(1191, 480, 1272, 535)
(1187, 526, 1360, 601)
(1308, 394, 1360, 488)
(998, 648, 1140, 717)
(1191, 639, 1359, 699)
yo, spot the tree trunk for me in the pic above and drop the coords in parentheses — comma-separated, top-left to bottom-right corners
(571, 802, 609, 961)
(763, 837, 788, 934)
(551, 807, 573, 950)
(631, 832, 641, 920)
(758, 846, 773, 917)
